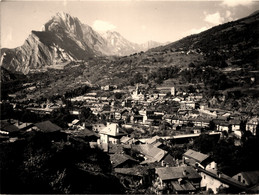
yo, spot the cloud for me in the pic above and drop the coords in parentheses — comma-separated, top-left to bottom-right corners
(204, 12, 224, 25)
(92, 20, 116, 32)
(221, 0, 254, 7)
(225, 10, 234, 21)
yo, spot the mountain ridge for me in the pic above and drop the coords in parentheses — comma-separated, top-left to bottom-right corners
(0, 12, 164, 74)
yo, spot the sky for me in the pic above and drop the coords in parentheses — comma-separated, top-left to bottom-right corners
(1, 0, 259, 49)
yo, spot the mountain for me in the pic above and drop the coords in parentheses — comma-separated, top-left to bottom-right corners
(1, 12, 100, 74)
(140, 40, 163, 51)
(84, 11, 259, 88)
(0, 12, 163, 74)
(101, 31, 141, 56)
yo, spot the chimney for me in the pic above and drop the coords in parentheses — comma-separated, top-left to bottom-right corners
(217, 171, 222, 178)
(178, 178, 183, 185)
(183, 170, 187, 176)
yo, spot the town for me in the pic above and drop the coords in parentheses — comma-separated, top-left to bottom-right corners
(1, 82, 259, 194)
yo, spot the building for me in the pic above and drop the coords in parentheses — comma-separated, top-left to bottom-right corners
(114, 166, 154, 190)
(131, 84, 144, 101)
(180, 101, 196, 110)
(99, 123, 127, 144)
(246, 117, 259, 135)
(110, 153, 139, 168)
(171, 87, 176, 96)
(154, 166, 202, 194)
(232, 171, 259, 187)
(0, 120, 20, 136)
(198, 167, 247, 194)
(33, 120, 62, 133)
(183, 149, 214, 170)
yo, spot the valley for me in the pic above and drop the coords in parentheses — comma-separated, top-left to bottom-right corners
(1, 8, 259, 195)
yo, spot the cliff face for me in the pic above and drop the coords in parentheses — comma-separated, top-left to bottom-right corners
(0, 12, 164, 74)
(1, 12, 96, 74)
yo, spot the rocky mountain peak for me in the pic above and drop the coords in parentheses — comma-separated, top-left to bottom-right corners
(43, 12, 84, 39)
(0, 12, 164, 74)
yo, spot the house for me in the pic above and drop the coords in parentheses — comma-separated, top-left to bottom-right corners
(198, 167, 247, 194)
(145, 135, 161, 145)
(191, 118, 210, 128)
(213, 119, 229, 132)
(121, 109, 131, 123)
(232, 170, 259, 187)
(114, 112, 121, 120)
(246, 117, 259, 135)
(183, 149, 214, 170)
(99, 123, 127, 144)
(229, 119, 240, 131)
(114, 166, 154, 189)
(0, 120, 20, 136)
(110, 153, 139, 168)
(143, 113, 163, 125)
(68, 119, 80, 129)
(120, 136, 133, 144)
(180, 101, 196, 110)
(92, 123, 106, 133)
(154, 166, 202, 194)
(71, 129, 99, 142)
(33, 120, 62, 133)
(13, 120, 34, 132)
(131, 115, 143, 124)
(133, 144, 172, 166)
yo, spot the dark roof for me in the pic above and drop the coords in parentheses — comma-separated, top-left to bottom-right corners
(0, 121, 19, 133)
(73, 129, 99, 138)
(114, 166, 149, 177)
(110, 153, 138, 168)
(241, 171, 259, 186)
(197, 167, 247, 191)
(163, 154, 176, 166)
(248, 183, 259, 193)
(155, 166, 201, 181)
(108, 144, 127, 154)
(34, 120, 62, 132)
(171, 180, 196, 192)
(183, 149, 209, 163)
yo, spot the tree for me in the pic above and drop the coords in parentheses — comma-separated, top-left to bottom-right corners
(0, 131, 124, 194)
(50, 107, 72, 128)
(21, 110, 38, 123)
(193, 133, 219, 154)
(0, 102, 14, 120)
(79, 107, 96, 124)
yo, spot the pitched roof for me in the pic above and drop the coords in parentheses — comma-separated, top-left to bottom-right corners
(120, 136, 132, 144)
(34, 120, 62, 132)
(197, 167, 247, 190)
(73, 129, 99, 138)
(108, 144, 130, 154)
(0, 121, 19, 133)
(114, 166, 149, 177)
(146, 135, 161, 144)
(155, 166, 201, 181)
(134, 144, 168, 164)
(163, 154, 176, 166)
(171, 180, 196, 192)
(241, 171, 259, 186)
(183, 149, 209, 163)
(110, 153, 138, 168)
